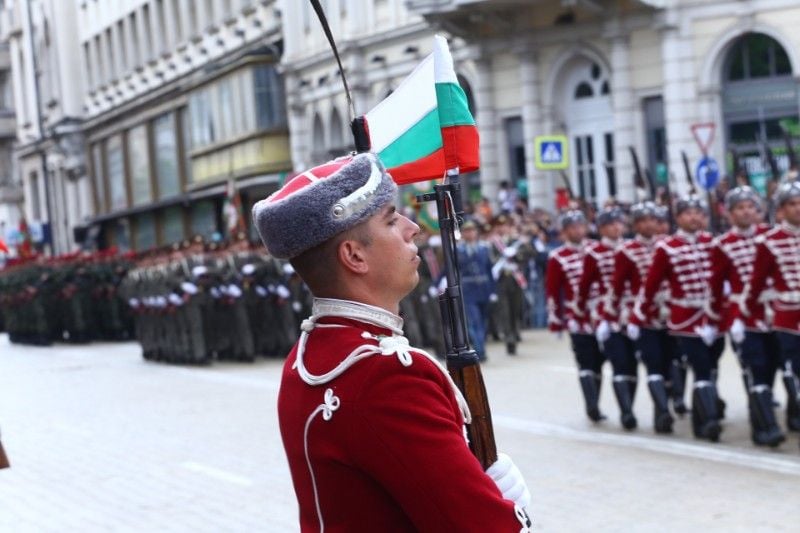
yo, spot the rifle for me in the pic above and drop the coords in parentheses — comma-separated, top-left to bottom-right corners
(309, 0, 498, 468)
(729, 147, 749, 186)
(416, 177, 498, 469)
(762, 137, 781, 182)
(559, 170, 576, 203)
(628, 146, 650, 201)
(681, 150, 697, 194)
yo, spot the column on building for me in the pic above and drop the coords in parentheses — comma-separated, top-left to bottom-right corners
(661, 20, 697, 196)
(610, 33, 635, 202)
(285, 73, 309, 172)
(473, 53, 501, 206)
(517, 48, 547, 209)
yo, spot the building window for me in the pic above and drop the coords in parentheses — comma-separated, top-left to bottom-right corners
(134, 212, 157, 250)
(142, 4, 153, 62)
(129, 13, 140, 68)
(161, 205, 185, 244)
(189, 87, 215, 147)
(154, 113, 180, 198)
(83, 42, 93, 89)
(105, 28, 116, 81)
(574, 82, 593, 99)
(503, 117, 526, 189)
(128, 125, 152, 205)
(117, 21, 128, 72)
(29, 171, 41, 220)
(726, 33, 792, 82)
(107, 135, 127, 209)
(94, 35, 104, 85)
(180, 106, 194, 184)
(91, 142, 107, 213)
(254, 65, 286, 130)
(218, 78, 234, 140)
(190, 199, 217, 238)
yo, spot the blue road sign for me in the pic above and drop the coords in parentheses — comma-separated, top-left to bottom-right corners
(695, 156, 720, 191)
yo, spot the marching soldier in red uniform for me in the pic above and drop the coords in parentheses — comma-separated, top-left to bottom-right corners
(546, 210, 607, 422)
(633, 196, 723, 441)
(575, 208, 637, 429)
(253, 153, 532, 532)
(738, 181, 800, 444)
(608, 202, 674, 433)
(708, 186, 784, 447)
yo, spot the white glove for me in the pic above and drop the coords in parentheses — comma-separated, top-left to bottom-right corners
(227, 284, 243, 298)
(428, 285, 439, 298)
(276, 285, 291, 300)
(292, 301, 302, 313)
(489, 293, 499, 303)
(626, 323, 640, 341)
(486, 453, 531, 509)
(168, 293, 183, 306)
(730, 318, 745, 344)
(596, 320, 611, 344)
(567, 319, 580, 334)
(695, 324, 718, 347)
(255, 285, 268, 298)
(180, 281, 198, 295)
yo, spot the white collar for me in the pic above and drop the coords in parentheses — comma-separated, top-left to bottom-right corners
(731, 225, 755, 237)
(675, 228, 697, 242)
(312, 298, 404, 335)
(601, 237, 621, 248)
(635, 234, 654, 245)
(781, 221, 800, 236)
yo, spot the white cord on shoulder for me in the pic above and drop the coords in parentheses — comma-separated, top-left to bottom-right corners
(294, 314, 472, 424)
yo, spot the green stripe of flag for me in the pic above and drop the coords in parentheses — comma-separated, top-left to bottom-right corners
(378, 108, 443, 168)
(435, 82, 475, 127)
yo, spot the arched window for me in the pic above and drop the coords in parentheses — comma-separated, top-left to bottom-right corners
(329, 108, 344, 151)
(725, 33, 792, 82)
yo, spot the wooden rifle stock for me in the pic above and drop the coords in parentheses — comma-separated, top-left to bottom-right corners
(418, 175, 498, 470)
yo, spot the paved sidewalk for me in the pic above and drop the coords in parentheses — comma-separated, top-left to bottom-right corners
(0, 331, 798, 532)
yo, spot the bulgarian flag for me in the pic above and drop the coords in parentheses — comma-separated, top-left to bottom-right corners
(364, 35, 479, 185)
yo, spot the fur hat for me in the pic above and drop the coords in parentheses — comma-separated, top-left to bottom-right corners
(596, 207, 624, 227)
(725, 185, 761, 211)
(252, 153, 397, 259)
(775, 180, 800, 207)
(675, 194, 707, 216)
(630, 201, 659, 222)
(558, 209, 587, 230)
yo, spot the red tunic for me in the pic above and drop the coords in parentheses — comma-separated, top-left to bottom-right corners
(635, 230, 714, 336)
(605, 236, 656, 329)
(708, 224, 770, 331)
(278, 312, 528, 532)
(575, 238, 621, 328)
(739, 223, 800, 334)
(545, 242, 592, 333)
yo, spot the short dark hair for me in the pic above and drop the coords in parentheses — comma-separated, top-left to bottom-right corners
(289, 221, 373, 296)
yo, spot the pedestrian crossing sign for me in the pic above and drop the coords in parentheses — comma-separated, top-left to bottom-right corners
(534, 135, 569, 170)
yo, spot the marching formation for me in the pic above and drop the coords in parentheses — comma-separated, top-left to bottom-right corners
(119, 233, 311, 364)
(546, 180, 800, 449)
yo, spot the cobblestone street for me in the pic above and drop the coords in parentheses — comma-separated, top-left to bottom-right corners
(1, 330, 799, 532)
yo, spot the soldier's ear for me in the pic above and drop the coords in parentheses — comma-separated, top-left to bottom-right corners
(337, 238, 369, 276)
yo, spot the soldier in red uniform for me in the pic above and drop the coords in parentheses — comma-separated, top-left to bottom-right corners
(708, 186, 784, 447)
(607, 202, 674, 433)
(574, 208, 637, 429)
(633, 195, 723, 441)
(546, 210, 607, 422)
(738, 181, 800, 444)
(252, 153, 532, 532)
